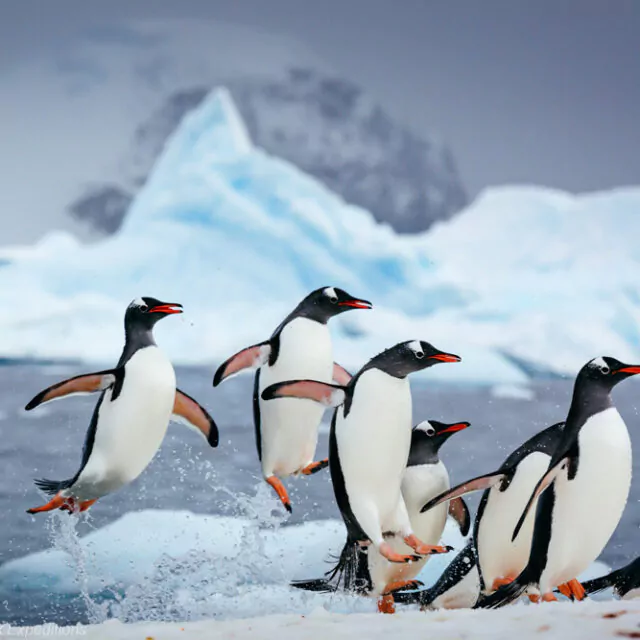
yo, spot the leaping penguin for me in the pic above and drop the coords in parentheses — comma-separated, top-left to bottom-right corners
(262, 340, 461, 567)
(420, 421, 565, 597)
(25, 297, 218, 514)
(291, 419, 472, 613)
(392, 541, 481, 610)
(212, 286, 371, 512)
(582, 557, 640, 600)
(479, 356, 638, 608)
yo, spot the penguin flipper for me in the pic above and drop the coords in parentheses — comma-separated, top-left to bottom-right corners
(25, 369, 120, 410)
(581, 571, 616, 597)
(261, 380, 346, 407)
(511, 455, 569, 542)
(332, 363, 352, 385)
(212, 341, 271, 386)
(172, 389, 219, 447)
(420, 470, 505, 514)
(448, 497, 471, 537)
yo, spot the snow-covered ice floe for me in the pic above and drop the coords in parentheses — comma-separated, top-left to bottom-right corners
(0, 509, 613, 627)
(0, 87, 639, 384)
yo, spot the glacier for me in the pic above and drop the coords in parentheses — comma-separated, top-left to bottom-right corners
(0, 87, 638, 383)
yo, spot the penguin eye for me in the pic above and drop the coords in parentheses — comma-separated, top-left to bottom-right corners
(601, 365, 610, 374)
(425, 427, 435, 436)
(329, 296, 338, 304)
(415, 351, 425, 359)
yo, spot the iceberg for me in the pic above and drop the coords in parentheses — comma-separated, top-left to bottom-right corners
(0, 87, 637, 383)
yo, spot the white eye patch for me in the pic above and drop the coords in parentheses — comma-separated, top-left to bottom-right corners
(408, 340, 424, 358)
(130, 297, 147, 308)
(415, 421, 436, 436)
(324, 287, 337, 299)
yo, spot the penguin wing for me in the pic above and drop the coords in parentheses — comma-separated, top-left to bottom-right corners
(25, 369, 120, 410)
(420, 470, 505, 514)
(332, 363, 352, 385)
(171, 389, 219, 447)
(261, 379, 346, 407)
(448, 497, 471, 536)
(212, 340, 271, 386)
(511, 454, 570, 542)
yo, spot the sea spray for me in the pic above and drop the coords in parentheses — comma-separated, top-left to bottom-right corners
(45, 512, 109, 624)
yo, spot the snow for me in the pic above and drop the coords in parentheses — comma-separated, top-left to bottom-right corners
(0, 508, 466, 620)
(0, 86, 638, 383)
(37, 600, 640, 640)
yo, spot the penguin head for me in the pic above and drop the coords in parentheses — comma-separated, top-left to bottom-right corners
(125, 297, 183, 331)
(408, 420, 470, 465)
(296, 287, 372, 323)
(580, 356, 640, 390)
(371, 340, 461, 378)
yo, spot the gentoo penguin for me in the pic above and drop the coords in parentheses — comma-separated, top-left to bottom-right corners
(420, 421, 565, 597)
(261, 340, 461, 566)
(392, 541, 481, 610)
(479, 356, 638, 608)
(25, 297, 218, 514)
(212, 286, 371, 512)
(582, 557, 640, 600)
(291, 419, 472, 613)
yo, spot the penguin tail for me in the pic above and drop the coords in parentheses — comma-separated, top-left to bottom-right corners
(581, 572, 616, 597)
(290, 578, 336, 594)
(474, 569, 534, 609)
(33, 477, 74, 496)
(391, 585, 435, 607)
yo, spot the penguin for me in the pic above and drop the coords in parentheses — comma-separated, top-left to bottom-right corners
(261, 340, 461, 566)
(212, 286, 371, 512)
(25, 297, 218, 514)
(420, 421, 565, 597)
(290, 419, 472, 613)
(582, 557, 640, 600)
(478, 356, 638, 608)
(392, 541, 481, 610)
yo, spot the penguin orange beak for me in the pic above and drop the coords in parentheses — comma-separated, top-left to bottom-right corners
(430, 352, 461, 363)
(339, 299, 373, 309)
(440, 421, 471, 434)
(615, 365, 640, 374)
(148, 303, 183, 314)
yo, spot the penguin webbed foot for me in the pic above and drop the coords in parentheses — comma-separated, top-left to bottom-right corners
(379, 542, 421, 564)
(300, 459, 329, 476)
(557, 579, 587, 601)
(403, 534, 453, 556)
(383, 579, 424, 595)
(265, 476, 292, 513)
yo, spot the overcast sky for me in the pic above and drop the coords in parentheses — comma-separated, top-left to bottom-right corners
(2, 0, 639, 197)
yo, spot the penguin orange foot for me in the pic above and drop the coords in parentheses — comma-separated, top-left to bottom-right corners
(27, 493, 75, 514)
(492, 575, 518, 591)
(403, 534, 452, 556)
(542, 592, 558, 602)
(377, 595, 396, 614)
(383, 580, 423, 595)
(557, 579, 586, 601)
(300, 459, 329, 475)
(266, 476, 292, 513)
(379, 542, 421, 564)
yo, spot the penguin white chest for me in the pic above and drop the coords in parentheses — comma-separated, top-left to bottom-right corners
(478, 451, 551, 590)
(544, 408, 632, 587)
(337, 370, 412, 533)
(79, 346, 176, 495)
(258, 318, 333, 476)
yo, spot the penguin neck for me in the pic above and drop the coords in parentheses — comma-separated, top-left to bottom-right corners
(119, 325, 157, 366)
(565, 378, 613, 435)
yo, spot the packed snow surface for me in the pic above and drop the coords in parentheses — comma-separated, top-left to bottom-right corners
(0, 87, 638, 383)
(43, 600, 640, 640)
